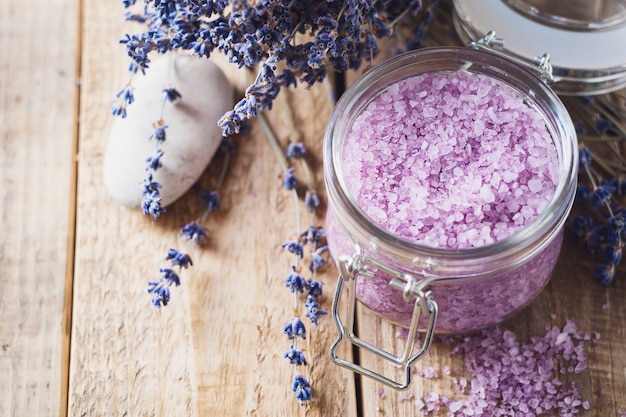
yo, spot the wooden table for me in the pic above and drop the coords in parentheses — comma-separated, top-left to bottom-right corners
(1, 1, 625, 416)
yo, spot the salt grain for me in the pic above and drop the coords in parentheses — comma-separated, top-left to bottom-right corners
(326, 70, 565, 333)
(413, 321, 595, 416)
(343, 71, 557, 249)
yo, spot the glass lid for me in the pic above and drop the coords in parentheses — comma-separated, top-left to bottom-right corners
(453, 0, 626, 95)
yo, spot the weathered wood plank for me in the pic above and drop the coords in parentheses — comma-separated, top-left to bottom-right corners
(357, 238, 626, 416)
(70, 1, 356, 415)
(339, 15, 626, 417)
(0, 0, 79, 416)
(69, 3, 197, 415)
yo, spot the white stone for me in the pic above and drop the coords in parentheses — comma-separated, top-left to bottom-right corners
(103, 54, 233, 208)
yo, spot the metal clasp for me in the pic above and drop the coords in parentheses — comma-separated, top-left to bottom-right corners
(469, 30, 555, 85)
(329, 254, 438, 390)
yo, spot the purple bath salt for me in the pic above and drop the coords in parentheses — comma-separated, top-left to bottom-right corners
(343, 71, 558, 249)
(325, 70, 565, 332)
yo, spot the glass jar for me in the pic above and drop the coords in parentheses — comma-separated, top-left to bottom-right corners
(453, 0, 626, 95)
(325, 43, 578, 389)
(502, 0, 626, 31)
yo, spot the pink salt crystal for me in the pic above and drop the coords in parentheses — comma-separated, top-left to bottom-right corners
(414, 322, 593, 416)
(325, 70, 566, 334)
(378, 388, 385, 399)
(397, 391, 414, 402)
(343, 71, 557, 250)
(414, 398, 425, 410)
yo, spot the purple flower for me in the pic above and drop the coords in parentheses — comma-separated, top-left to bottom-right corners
(282, 240, 304, 259)
(292, 375, 312, 405)
(595, 263, 616, 285)
(304, 189, 320, 213)
(111, 85, 134, 118)
(284, 345, 307, 366)
(147, 280, 170, 307)
(141, 192, 165, 220)
(286, 142, 307, 159)
(159, 267, 181, 286)
(305, 295, 328, 326)
(180, 221, 208, 243)
(305, 280, 323, 299)
(147, 268, 181, 307)
(283, 317, 306, 340)
(165, 248, 193, 269)
(300, 225, 326, 246)
(285, 269, 307, 294)
(141, 173, 162, 196)
(162, 87, 182, 102)
(579, 146, 592, 168)
(149, 123, 169, 143)
(198, 188, 220, 212)
(309, 245, 328, 271)
(146, 148, 164, 171)
(283, 167, 298, 190)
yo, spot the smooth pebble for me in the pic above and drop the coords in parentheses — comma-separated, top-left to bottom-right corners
(104, 54, 233, 208)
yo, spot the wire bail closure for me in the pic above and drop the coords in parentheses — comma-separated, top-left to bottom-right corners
(329, 252, 439, 390)
(469, 30, 555, 85)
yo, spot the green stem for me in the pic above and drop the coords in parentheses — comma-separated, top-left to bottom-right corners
(258, 111, 289, 171)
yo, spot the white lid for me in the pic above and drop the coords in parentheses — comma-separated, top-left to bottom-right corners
(453, 0, 626, 94)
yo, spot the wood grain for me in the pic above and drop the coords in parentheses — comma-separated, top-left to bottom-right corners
(69, 1, 356, 416)
(341, 12, 626, 416)
(2, 1, 626, 416)
(0, 0, 79, 416)
(356, 238, 626, 416)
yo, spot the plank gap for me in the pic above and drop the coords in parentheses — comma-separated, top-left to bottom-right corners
(60, 0, 84, 416)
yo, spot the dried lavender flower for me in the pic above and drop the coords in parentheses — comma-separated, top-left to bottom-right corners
(292, 375, 312, 405)
(117, 0, 436, 135)
(180, 221, 208, 243)
(284, 345, 308, 366)
(285, 269, 307, 294)
(283, 317, 306, 340)
(149, 123, 168, 143)
(283, 167, 298, 190)
(145, 148, 164, 171)
(164, 248, 193, 269)
(162, 87, 181, 102)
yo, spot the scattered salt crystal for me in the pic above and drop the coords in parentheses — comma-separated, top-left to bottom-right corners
(602, 303, 609, 310)
(397, 391, 413, 402)
(420, 366, 439, 379)
(555, 332, 569, 346)
(414, 398, 425, 410)
(410, 321, 593, 416)
(378, 388, 385, 399)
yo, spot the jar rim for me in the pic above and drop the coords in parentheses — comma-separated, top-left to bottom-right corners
(324, 46, 578, 274)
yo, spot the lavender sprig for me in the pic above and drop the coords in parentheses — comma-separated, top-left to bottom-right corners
(257, 110, 329, 404)
(567, 93, 626, 285)
(570, 146, 625, 285)
(146, 138, 235, 307)
(116, 0, 437, 136)
(140, 83, 182, 220)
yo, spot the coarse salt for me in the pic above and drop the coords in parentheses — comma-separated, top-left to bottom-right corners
(343, 71, 557, 249)
(326, 69, 566, 333)
(414, 321, 596, 416)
